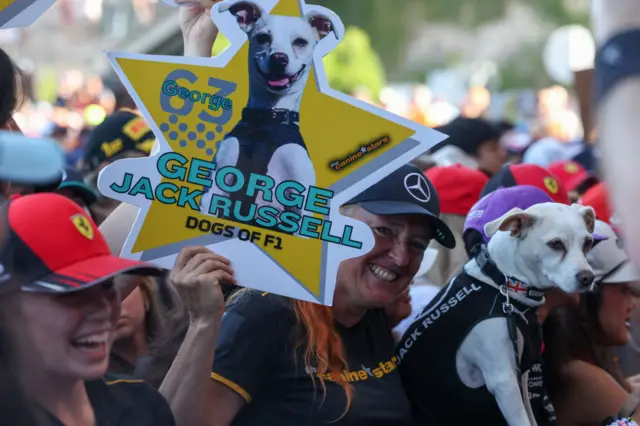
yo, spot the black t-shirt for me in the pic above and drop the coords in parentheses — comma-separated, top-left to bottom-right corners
(42, 374, 175, 426)
(212, 291, 412, 426)
(397, 272, 556, 426)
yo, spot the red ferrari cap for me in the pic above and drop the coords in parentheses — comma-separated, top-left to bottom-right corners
(425, 164, 488, 216)
(579, 182, 613, 224)
(1, 193, 162, 293)
(547, 160, 598, 193)
(481, 163, 570, 204)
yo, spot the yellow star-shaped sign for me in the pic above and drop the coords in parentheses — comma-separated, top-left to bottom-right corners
(98, 0, 446, 305)
(0, 0, 55, 29)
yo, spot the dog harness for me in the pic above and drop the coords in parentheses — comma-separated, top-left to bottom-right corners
(206, 108, 309, 224)
(397, 246, 556, 426)
(230, 107, 307, 181)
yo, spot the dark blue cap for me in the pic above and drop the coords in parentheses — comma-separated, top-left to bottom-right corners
(347, 164, 456, 248)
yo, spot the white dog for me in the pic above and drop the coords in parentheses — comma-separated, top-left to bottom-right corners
(397, 202, 596, 426)
(205, 1, 336, 220)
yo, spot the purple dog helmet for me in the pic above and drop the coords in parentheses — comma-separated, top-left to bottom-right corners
(464, 185, 553, 246)
(463, 185, 607, 250)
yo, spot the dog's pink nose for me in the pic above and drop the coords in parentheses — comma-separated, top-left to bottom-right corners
(576, 270, 595, 288)
(270, 53, 289, 68)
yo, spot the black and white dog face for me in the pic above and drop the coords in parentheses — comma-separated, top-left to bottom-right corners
(221, 1, 336, 96)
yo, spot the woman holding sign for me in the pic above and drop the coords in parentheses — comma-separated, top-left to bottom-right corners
(160, 164, 456, 426)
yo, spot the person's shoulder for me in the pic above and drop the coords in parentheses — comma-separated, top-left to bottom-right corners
(224, 290, 295, 327)
(100, 373, 157, 394)
(98, 374, 175, 425)
(561, 359, 619, 388)
(100, 374, 170, 407)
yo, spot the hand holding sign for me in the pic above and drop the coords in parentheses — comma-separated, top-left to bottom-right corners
(169, 0, 224, 56)
(99, 0, 446, 305)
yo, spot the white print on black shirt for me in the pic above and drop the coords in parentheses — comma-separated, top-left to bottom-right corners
(397, 283, 482, 362)
(522, 363, 557, 425)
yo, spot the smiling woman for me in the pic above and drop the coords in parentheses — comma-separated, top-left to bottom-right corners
(0, 193, 174, 426)
(160, 164, 456, 426)
(544, 220, 640, 425)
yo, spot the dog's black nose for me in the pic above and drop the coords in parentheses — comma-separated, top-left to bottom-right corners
(576, 270, 595, 288)
(269, 53, 289, 69)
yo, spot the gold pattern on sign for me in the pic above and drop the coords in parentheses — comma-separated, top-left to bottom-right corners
(564, 162, 579, 174)
(71, 214, 94, 240)
(543, 176, 559, 194)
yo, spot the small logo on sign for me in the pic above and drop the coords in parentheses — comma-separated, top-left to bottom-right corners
(71, 214, 94, 240)
(543, 176, 559, 194)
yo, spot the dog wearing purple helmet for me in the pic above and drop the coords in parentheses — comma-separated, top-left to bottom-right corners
(398, 185, 599, 426)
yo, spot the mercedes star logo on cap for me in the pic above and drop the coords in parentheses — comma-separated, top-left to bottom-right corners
(404, 173, 431, 203)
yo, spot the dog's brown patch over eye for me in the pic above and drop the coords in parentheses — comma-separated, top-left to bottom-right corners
(583, 237, 594, 254)
(547, 239, 565, 252)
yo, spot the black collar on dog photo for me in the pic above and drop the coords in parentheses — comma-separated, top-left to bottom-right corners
(242, 108, 300, 126)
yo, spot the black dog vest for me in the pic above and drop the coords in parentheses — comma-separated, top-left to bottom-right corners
(397, 255, 556, 425)
(206, 108, 309, 224)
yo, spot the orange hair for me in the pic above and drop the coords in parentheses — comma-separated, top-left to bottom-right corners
(291, 299, 353, 415)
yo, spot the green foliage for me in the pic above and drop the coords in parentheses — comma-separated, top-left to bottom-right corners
(322, 26, 386, 99)
(499, 41, 553, 90)
(315, 0, 591, 87)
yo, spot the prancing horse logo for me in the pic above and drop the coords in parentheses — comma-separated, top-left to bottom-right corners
(543, 176, 559, 194)
(71, 214, 94, 240)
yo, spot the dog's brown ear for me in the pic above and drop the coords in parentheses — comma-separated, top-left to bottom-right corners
(484, 208, 537, 239)
(220, 1, 264, 33)
(570, 203, 596, 233)
(306, 13, 337, 40)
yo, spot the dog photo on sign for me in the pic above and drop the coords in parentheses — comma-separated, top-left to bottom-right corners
(203, 0, 337, 224)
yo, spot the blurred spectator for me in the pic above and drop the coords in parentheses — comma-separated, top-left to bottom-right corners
(430, 144, 479, 170)
(579, 182, 615, 225)
(407, 85, 432, 126)
(0, 47, 27, 133)
(460, 86, 491, 118)
(109, 277, 170, 376)
(544, 220, 640, 424)
(55, 166, 99, 217)
(548, 160, 599, 203)
(481, 163, 570, 204)
(523, 137, 583, 167)
(417, 164, 488, 287)
(500, 129, 534, 164)
(79, 109, 155, 224)
(572, 142, 599, 175)
(432, 117, 506, 176)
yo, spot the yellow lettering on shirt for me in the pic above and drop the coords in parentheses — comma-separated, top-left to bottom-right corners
(309, 356, 399, 383)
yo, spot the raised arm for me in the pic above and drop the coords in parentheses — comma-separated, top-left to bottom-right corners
(176, 0, 222, 57)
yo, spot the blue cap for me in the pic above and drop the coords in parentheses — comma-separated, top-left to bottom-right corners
(0, 131, 65, 185)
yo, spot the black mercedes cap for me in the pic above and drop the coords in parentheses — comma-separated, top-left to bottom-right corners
(347, 164, 456, 248)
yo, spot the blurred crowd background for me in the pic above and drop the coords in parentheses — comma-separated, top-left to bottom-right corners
(1, 0, 596, 161)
